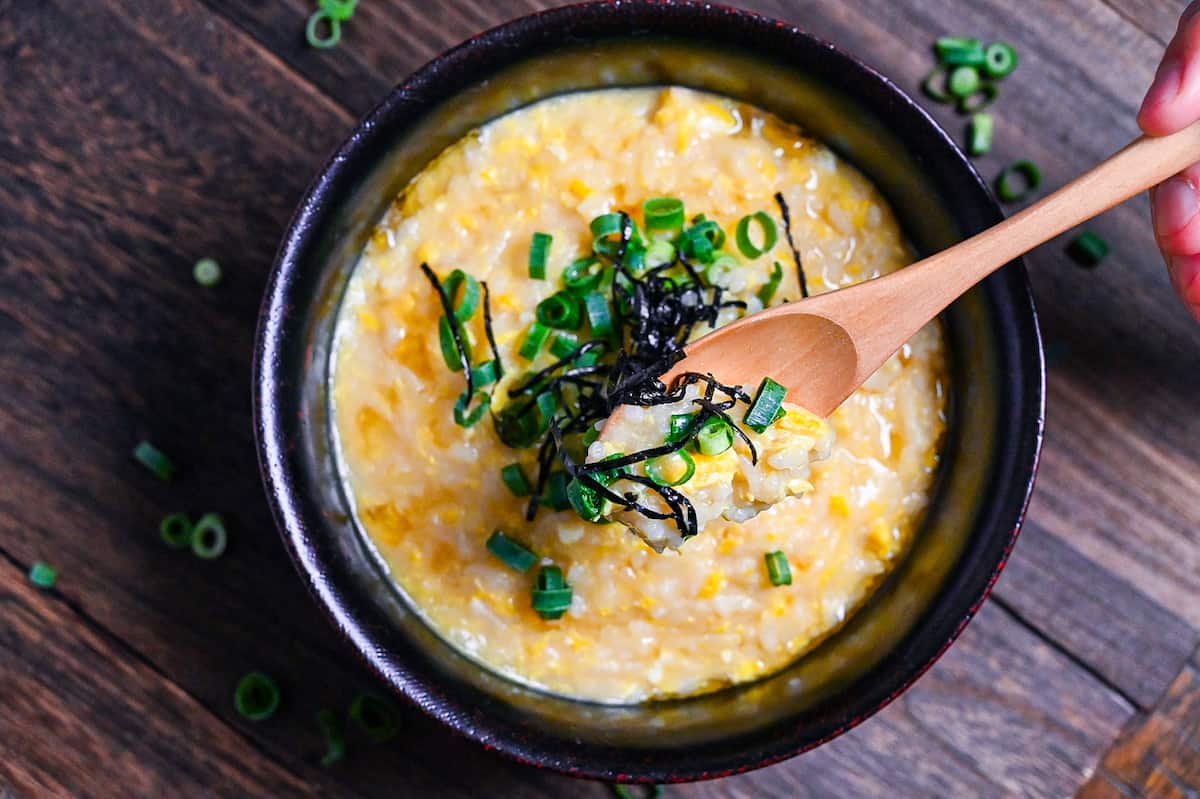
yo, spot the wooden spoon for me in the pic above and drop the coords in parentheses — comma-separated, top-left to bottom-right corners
(607, 121, 1200, 428)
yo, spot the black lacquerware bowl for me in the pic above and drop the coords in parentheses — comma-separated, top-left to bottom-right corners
(253, 1, 1044, 783)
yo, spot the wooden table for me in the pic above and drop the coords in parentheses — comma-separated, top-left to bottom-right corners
(2, 1, 1198, 796)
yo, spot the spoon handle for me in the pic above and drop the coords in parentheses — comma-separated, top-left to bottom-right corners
(835, 120, 1200, 381)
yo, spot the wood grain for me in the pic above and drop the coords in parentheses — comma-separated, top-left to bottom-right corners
(0, 0, 1197, 796)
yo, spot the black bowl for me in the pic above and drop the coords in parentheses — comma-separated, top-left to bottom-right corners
(253, 0, 1044, 783)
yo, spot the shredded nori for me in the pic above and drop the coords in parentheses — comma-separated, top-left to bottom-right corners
(420, 263, 473, 396)
(480, 280, 503, 379)
(775, 192, 809, 299)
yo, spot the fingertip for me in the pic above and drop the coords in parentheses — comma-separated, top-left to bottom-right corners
(1169, 255, 1200, 320)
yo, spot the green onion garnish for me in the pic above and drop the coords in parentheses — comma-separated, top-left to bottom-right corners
(948, 65, 981, 98)
(644, 240, 677, 270)
(320, 0, 358, 21)
(305, 10, 342, 49)
(234, 672, 281, 721)
(349, 694, 399, 743)
(983, 42, 1018, 78)
(518, 322, 550, 360)
(469, 360, 499, 389)
(191, 513, 228, 560)
(536, 291, 583, 330)
(583, 291, 614, 338)
(486, 530, 538, 573)
(682, 219, 725, 263)
(316, 709, 346, 767)
(549, 332, 580, 359)
(694, 416, 734, 456)
(529, 232, 552, 279)
(968, 113, 994, 156)
(193, 257, 222, 287)
(453, 389, 490, 428)
(442, 269, 480, 321)
(531, 565, 572, 620)
(757, 260, 785, 305)
(591, 212, 643, 257)
(735, 211, 778, 259)
(644, 197, 685, 236)
(935, 36, 986, 66)
(705, 254, 739, 288)
(996, 160, 1042, 203)
(438, 316, 472, 371)
(958, 83, 998, 114)
(612, 787, 664, 799)
(567, 477, 609, 523)
(160, 513, 193, 549)
(666, 413, 696, 445)
(922, 66, 952, 102)
(765, 551, 793, 586)
(28, 561, 57, 589)
(563, 256, 603, 294)
(1067, 231, 1109, 267)
(501, 463, 533, 497)
(544, 471, 571, 511)
(744, 377, 787, 433)
(133, 440, 176, 481)
(646, 450, 696, 487)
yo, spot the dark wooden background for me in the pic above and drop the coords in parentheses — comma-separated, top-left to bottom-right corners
(2, 1, 1198, 796)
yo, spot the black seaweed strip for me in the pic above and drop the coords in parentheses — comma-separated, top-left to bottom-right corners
(420, 263, 474, 396)
(774, 192, 809, 299)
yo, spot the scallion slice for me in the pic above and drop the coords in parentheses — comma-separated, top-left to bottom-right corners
(948, 65, 981, 98)
(765, 551, 793, 586)
(438, 316, 472, 371)
(319, 0, 358, 21)
(968, 113, 994, 156)
(922, 66, 952, 102)
(646, 449, 696, 486)
(591, 212, 642, 257)
(567, 477, 609, 523)
(191, 513, 228, 560)
(518, 322, 550, 360)
(983, 42, 1018, 78)
(193, 257, 222, 287)
(612, 787, 664, 799)
(583, 291, 614, 338)
(536, 291, 583, 330)
(757, 260, 785, 305)
(996, 159, 1042, 202)
(694, 416, 734, 456)
(305, 10, 341, 49)
(563, 256, 603, 294)
(453, 389, 490, 428)
(644, 197, 685, 236)
(705, 254, 739, 288)
(544, 471, 570, 511)
(160, 513, 193, 549)
(28, 561, 57, 589)
(549, 332, 580, 359)
(486, 530, 538, 573)
(735, 211, 778, 259)
(644, 239, 677, 270)
(666, 413, 696, 445)
(349, 694, 399, 743)
(501, 463, 533, 497)
(316, 709, 346, 767)
(744, 377, 787, 433)
(528, 232, 552, 279)
(532, 565, 572, 620)
(442, 269, 480, 321)
(958, 83, 998, 113)
(1067, 231, 1109, 267)
(234, 672, 280, 721)
(133, 440, 176, 481)
(682, 219, 725, 263)
(935, 36, 985, 66)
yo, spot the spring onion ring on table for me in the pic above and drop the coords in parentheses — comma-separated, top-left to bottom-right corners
(331, 87, 948, 703)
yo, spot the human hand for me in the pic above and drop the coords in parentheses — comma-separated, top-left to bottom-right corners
(1139, 1, 1200, 320)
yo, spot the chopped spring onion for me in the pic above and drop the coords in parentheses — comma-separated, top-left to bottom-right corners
(611, 787, 664, 799)
(442, 269, 480, 321)
(744, 377, 787, 433)
(518, 322, 550, 360)
(28, 561, 57, 589)
(544, 471, 571, 512)
(948, 65, 981, 98)
(191, 513, 228, 560)
(563, 256, 603, 294)
(531, 565, 572, 620)
(567, 477, 609, 523)
(735, 211, 778, 259)
(193, 257, 222, 287)
(234, 672, 280, 721)
(1067, 231, 1109, 267)
(501, 463, 533, 496)
(160, 513, 193, 549)
(682, 219, 725, 263)
(486, 530, 538, 573)
(694, 416, 734, 456)
(996, 160, 1042, 202)
(133, 440, 176, 481)
(983, 42, 1018, 78)
(666, 413, 696, 445)
(646, 449, 696, 487)
(536, 291, 583, 330)
(583, 291, 614, 338)
(316, 709, 346, 767)
(644, 239, 676, 269)
(644, 197, 685, 236)
(438, 316, 472, 371)
(591, 212, 642, 257)
(705, 254, 739, 288)
(757, 261, 785, 305)
(935, 36, 986, 66)
(528, 232, 552, 279)
(922, 66, 952, 102)
(582, 422, 602, 447)
(453, 389, 490, 428)
(765, 551, 793, 586)
(469, 360, 499, 388)
(305, 10, 341, 49)
(349, 694, 399, 743)
(319, 0, 358, 21)
(549, 331, 580, 359)
(968, 113, 994, 156)
(958, 83, 998, 113)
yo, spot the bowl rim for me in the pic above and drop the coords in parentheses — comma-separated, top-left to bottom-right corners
(254, 0, 1045, 783)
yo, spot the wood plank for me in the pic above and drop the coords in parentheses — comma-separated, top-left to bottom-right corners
(1077, 649, 1200, 798)
(1099, 0, 1181, 45)
(0, 556, 312, 798)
